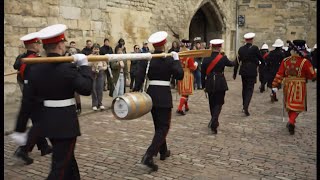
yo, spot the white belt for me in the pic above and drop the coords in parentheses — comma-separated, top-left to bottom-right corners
(43, 98, 76, 107)
(148, 80, 170, 86)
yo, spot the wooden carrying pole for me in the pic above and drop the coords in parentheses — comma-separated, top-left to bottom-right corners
(21, 49, 212, 64)
(4, 71, 19, 76)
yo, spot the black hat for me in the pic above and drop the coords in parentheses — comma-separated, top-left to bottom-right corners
(293, 40, 306, 50)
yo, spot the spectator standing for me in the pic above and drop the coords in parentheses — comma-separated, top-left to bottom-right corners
(168, 41, 181, 89)
(129, 45, 141, 90)
(81, 40, 93, 55)
(193, 40, 203, 89)
(99, 38, 114, 91)
(141, 41, 150, 53)
(109, 47, 129, 98)
(89, 43, 107, 111)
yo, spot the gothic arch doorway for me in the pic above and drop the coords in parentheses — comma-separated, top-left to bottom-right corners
(189, 2, 224, 46)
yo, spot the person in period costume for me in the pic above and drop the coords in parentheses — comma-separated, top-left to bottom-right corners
(265, 39, 286, 102)
(18, 24, 93, 179)
(10, 32, 52, 165)
(272, 40, 316, 135)
(233, 32, 265, 116)
(201, 39, 236, 134)
(133, 31, 184, 171)
(176, 39, 198, 115)
(259, 43, 269, 93)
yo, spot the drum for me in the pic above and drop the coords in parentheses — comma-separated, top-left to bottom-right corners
(111, 92, 153, 120)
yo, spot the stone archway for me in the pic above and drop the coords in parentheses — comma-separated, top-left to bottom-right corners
(189, 1, 225, 45)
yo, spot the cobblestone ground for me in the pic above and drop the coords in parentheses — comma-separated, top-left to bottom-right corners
(4, 72, 317, 180)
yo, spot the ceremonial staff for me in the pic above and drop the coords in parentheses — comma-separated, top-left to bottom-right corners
(21, 49, 212, 64)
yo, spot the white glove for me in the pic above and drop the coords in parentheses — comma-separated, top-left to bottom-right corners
(9, 132, 27, 146)
(72, 54, 88, 66)
(272, 88, 278, 92)
(194, 62, 198, 67)
(171, 51, 179, 61)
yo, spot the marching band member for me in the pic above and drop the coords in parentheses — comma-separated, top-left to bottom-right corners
(233, 32, 265, 116)
(11, 32, 52, 165)
(22, 24, 93, 179)
(201, 39, 236, 134)
(133, 31, 184, 171)
(265, 39, 286, 102)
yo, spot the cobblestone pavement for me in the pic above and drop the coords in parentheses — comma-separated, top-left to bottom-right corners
(4, 72, 317, 180)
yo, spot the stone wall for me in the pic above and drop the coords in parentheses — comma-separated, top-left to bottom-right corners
(237, 0, 317, 49)
(4, 0, 235, 77)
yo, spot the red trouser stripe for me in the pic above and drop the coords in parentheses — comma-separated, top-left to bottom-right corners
(59, 139, 76, 180)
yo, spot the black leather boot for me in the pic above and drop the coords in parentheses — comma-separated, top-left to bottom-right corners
(14, 147, 33, 165)
(243, 109, 250, 116)
(211, 128, 218, 134)
(40, 145, 53, 156)
(141, 154, 158, 171)
(176, 110, 186, 115)
(274, 93, 279, 101)
(288, 123, 295, 135)
(160, 150, 170, 161)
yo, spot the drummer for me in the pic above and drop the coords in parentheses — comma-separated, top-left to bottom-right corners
(133, 31, 184, 171)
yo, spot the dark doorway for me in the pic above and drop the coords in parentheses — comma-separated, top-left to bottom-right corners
(189, 10, 207, 45)
(189, 2, 223, 47)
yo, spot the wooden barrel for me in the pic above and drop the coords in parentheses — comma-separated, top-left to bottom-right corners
(111, 92, 153, 120)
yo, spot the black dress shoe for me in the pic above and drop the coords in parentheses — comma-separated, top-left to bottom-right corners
(185, 108, 189, 112)
(176, 110, 186, 115)
(41, 146, 53, 156)
(141, 154, 158, 171)
(160, 150, 170, 160)
(14, 147, 33, 165)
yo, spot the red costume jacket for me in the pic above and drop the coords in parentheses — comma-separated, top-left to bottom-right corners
(177, 56, 197, 96)
(272, 55, 316, 112)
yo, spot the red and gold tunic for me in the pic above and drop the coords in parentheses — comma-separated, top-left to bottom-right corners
(272, 55, 316, 112)
(177, 56, 197, 96)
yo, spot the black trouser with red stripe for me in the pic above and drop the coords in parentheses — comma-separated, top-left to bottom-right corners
(208, 91, 225, 130)
(146, 107, 171, 156)
(16, 116, 50, 153)
(23, 122, 49, 152)
(47, 138, 80, 180)
(241, 76, 256, 111)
